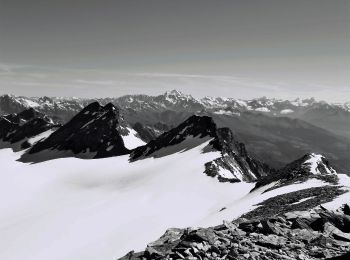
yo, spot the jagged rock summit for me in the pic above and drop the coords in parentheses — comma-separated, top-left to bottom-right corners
(286, 152, 337, 175)
(131, 115, 272, 182)
(21, 102, 130, 162)
(131, 115, 217, 160)
(0, 108, 57, 149)
(254, 152, 338, 191)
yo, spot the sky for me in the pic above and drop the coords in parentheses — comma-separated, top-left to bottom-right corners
(0, 0, 349, 101)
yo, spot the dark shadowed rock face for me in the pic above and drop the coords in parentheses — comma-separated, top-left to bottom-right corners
(130, 115, 217, 160)
(206, 127, 273, 182)
(25, 102, 130, 159)
(253, 153, 338, 192)
(2, 107, 44, 123)
(131, 115, 273, 182)
(132, 122, 159, 143)
(0, 108, 57, 145)
(120, 203, 350, 260)
(130, 122, 171, 143)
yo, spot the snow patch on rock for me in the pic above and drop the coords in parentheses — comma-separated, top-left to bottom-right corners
(303, 153, 336, 174)
(122, 128, 146, 150)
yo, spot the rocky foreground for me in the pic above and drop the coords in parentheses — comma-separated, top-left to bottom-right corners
(120, 203, 350, 260)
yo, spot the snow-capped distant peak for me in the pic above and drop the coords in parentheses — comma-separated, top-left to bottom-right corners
(163, 89, 194, 102)
(165, 89, 184, 96)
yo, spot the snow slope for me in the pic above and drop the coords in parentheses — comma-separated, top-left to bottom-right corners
(322, 174, 350, 210)
(0, 141, 253, 260)
(0, 141, 348, 260)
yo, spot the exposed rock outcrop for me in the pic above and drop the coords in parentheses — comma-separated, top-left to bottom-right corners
(121, 203, 350, 260)
(0, 108, 58, 149)
(131, 115, 273, 182)
(253, 153, 338, 192)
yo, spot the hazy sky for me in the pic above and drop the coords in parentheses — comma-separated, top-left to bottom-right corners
(0, 0, 349, 101)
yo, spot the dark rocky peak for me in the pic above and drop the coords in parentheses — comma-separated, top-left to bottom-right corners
(283, 152, 336, 175)
(175, 115, 217, 138)
(253, 153, 338, 192)
(80, 101, 107, 114)
(61, 101, 121, 130)
(205, 126, 273, 183)
(102, 102, 118, 112)
(131, 115, 272, 183)
(21, 101, 129, 162)
(15, 108, 47, 123)
(7, 118, 57, 147)
(0, 108, 57, 149)
(0, 107, 53, 129)
(130, 115, 218, 160)
(2, 107, 44, 124)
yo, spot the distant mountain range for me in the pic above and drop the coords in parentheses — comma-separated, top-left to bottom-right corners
(0, 99, 343, 183)
(2, 90, 350, 172)
(2, 90, 350, 134)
